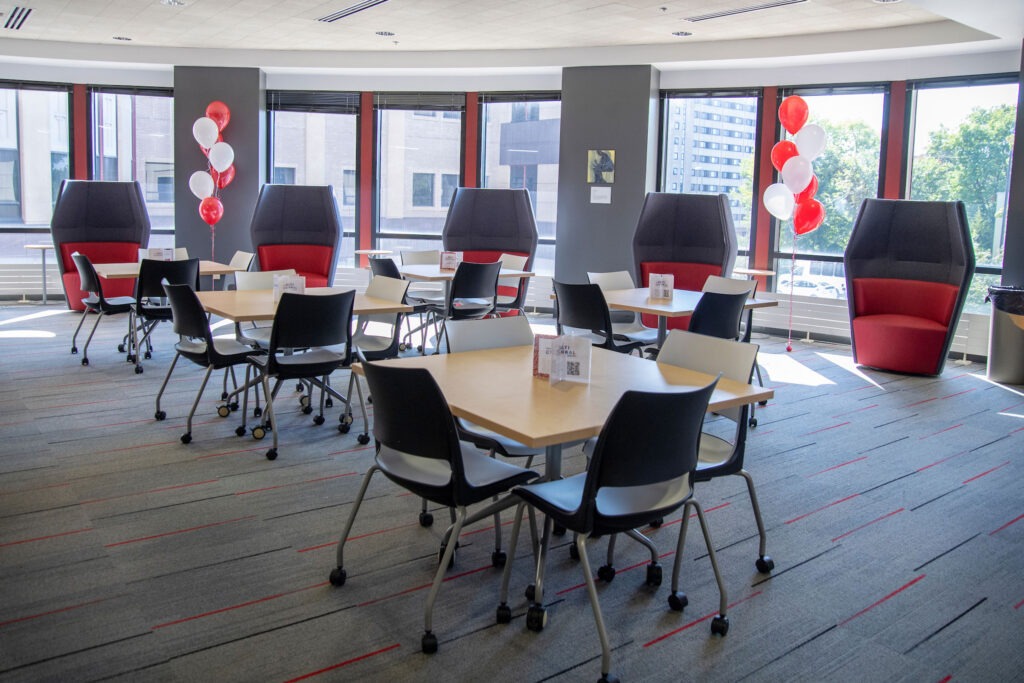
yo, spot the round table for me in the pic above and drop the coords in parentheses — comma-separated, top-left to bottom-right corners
(25, 244, 54, 304)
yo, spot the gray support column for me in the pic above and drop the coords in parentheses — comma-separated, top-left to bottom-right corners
(173, 67, 266, 264)
(1001, 42, 1024, 286)
(554, 65, 660, 283)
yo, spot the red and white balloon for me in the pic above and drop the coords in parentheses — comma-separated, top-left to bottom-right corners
(762, 95, 827, 236)
(190, 101, 234, 229)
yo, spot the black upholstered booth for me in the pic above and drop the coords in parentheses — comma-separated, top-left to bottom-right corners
(50, 180, 152, 311)
(249, 184, 342, 287)
(632, 192, 737, 331)
(844, 198, 975, 376)
(441, 187, 538, 314)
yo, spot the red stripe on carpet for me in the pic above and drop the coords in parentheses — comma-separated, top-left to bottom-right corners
(808, 456, 868, 477)
(785, 494, 859, 524)
(643, 591, 761, 647)
(0, 527, 92, 547)
(88, 440, 180, 455)
(831, 404, 878, 418)
(831, 508, 904, 542)
(152, 581, 328, 629)
(196, 446, 272, 460)
(919, 424, 963, 440)
(356, 564, 492, 608)
(0, 596, 109, 628)
(801, 421, 850, 436)
(904, 397, 938, 408)
(327, 445, 374, 456)
(838, 574, 925, 626)
(297, 520, 422, 553)
(963, 461, 1010, 484)
(989, 512, 1024, 535)
(916, 450, 969, 472)
(283, 643, 401, 682)
(1014, 598, 1024, 610)
(656, 502, 731, 529)
(235, 472, 357, 496)
(104, 515, 256, 548)
(941, 388, 977, 400)
(460, 519, 514, 538)
(80, 479, 220, 505)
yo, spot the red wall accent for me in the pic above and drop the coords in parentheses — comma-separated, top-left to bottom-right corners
(883, 81, 907, 199)
(358, 91, 374, 267)
(463, 92, 479, 187)
(752, 86, 779, 280)
(72, 84, 88, 179)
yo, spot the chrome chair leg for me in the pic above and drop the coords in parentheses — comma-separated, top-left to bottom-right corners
(576, 533, 615, 682)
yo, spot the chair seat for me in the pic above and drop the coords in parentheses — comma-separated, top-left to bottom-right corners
(353, 332, 394, 355)
(250, 347, 344, 379)
(852, 314, 949, 375)
(83, 294, 134, 313)
(136, 303, 173, 320)
(176, 337, 255, 368)
(457, 419, 541, 458)
(611, 322, 659, 344)
(239, 325, 273, 346)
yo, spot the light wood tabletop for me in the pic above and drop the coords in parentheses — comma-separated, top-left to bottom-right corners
(93, 260, 244, 280)
(196, 287, 412, 323)
(398, 263, 535, 282)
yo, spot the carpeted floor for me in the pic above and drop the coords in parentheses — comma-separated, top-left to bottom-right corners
(1, 302, 1022, 683)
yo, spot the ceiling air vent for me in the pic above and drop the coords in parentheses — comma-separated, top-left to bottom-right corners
(318, 0, 389, 23)
(4, 6, 32, 30)
(684, 0, 806, 22)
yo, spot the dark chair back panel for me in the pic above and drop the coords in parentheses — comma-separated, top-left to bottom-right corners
(137, 258, 200, 300)
(553, 281, 613, 337)
(50, 180, 152, 273)
(164, 282, 212, 341)
(450, 261, 502, 304)
(249, 184, 342, 286)
(369, 257, 402, 279)
(72, 252, 102, 298)
(442, 188, 538, 259)
(688, 291, 749, 340)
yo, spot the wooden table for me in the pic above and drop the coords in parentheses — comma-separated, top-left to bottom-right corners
(733, 267, 776, 278)
(24, 244, 53, 304)
(196, 287, 412, 322)
(602, 287, 777, 346)
(93, 260, 245, 280)
(398, 263, 535, 312)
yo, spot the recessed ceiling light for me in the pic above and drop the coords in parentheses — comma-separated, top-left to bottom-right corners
(376, 30, 394, 36)
(112, 36, 132, 41)
(672, 31, 692, 37)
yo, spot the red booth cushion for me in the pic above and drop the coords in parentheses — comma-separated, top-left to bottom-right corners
(59, 241, 140, 311)
(462, 249, 530, 302)
(851, 278, 961, 375)
(639, 261, 723, 331)
(258, 244, 334, 288)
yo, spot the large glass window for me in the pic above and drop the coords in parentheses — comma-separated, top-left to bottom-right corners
(773, 88, 885, 298)
(375, 94, 464, 254)
(908, 77, 1018, 313)
(267, 92, 359, 267)
(90, 89, 174, 246)
(480, 94, 560, 275)
(660, 92, 759, 261)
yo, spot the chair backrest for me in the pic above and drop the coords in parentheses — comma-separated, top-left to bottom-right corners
(401, 249, 441, 266)
(173, 247, 189, 260)
(163, 282, 213, 343)
(688, 290, 749, 340)
(228, 250, 255, 270)
(446, 316, 534, 353)
(441, 187, 538, 259)
(137, 258, 200, 302)
(234, 269, 297, 291)
(364, 275, 410, 308)
(553, 280, 613, 341)
(369, 257, 403, 280)
(580, 381, 719, 535)
(702, 274, 756, 298)
(658, 329, 758, 425)
(72, 252, 103, 299)
(269, 291, 355, 356)
(249, 184, 341, 286)
(496, 253, 530, 306)
(449, 261, 502, 316)
(588, 270, 638, 325)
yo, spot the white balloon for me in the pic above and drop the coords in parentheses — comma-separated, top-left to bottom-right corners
(763, 182, 795, 220)
(192, 117, 218, 148)
(208, 142, 235, 173)
(188, 170, 215, 199)
(782, 155, 814, 194)
(794, 124, 827, 161)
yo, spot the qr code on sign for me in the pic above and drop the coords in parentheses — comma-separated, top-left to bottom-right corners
(566, 361, 580, 377)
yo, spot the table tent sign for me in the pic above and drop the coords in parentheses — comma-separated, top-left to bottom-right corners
(533, 333, 591, 385)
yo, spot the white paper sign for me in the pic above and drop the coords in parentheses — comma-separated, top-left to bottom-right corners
(533, 335, 557, 378)
(649, 273, 674, 301)
(140, 247, 174, 262)
(590, 186, 612, 204)
(550, 334, 591, 385)
(273, 274, 306, 302)
(439, 251, 463, 271)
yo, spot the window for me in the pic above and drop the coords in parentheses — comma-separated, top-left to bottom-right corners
(480, 94, 561, 275)
(660, 92, 760, 254)
(90, 89, 174, 234)
(273, 166, 296, 184)
(413, 172, 435, 206)
(441, 173, 459, 207)
(342, 169, 356, 206)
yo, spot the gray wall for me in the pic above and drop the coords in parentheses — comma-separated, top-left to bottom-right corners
(173, 67, 266, 265)
(1001, 42, 1024, 286)
(554, 65, 660, 283)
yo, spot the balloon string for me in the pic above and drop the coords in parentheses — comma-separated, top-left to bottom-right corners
(787, 236, 796, 352)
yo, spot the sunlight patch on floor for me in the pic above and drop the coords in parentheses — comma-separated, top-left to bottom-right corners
(0, 329, 56, 339)
(0, 309, 71, 326)
(815, 352, 886, 389)
(758, 351, 835, 387)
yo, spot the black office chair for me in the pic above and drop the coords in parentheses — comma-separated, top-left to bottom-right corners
(553, 280, 645, 355)
(427, 260, 502, 353)
(155, 283, 258, 444)
(69, 252, 135, 367)
(688, 290, 749, 340)
(496, 380, 727, 683)
(247, 291, 366, 460)
(369, 257, 432, 353)
(329, 361, 539, 655)
(129, 258, 200, 374)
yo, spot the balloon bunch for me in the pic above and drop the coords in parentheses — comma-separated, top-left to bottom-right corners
(189, 101, 234, 259)
(763, 95, 827, 235)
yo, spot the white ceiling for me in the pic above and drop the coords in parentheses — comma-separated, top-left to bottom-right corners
(0, 0, 1018, 83)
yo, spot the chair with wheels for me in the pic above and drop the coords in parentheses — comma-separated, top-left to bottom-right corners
(329, 361, 539, 654)
(352, 275, 410, 362)
(223, 250, 255, 289)
(687, 290, 749, 341)
(233, 269, 298, 349)
(427, 260, 502, 353)
(587, 270, 659, 347)
(702, 275, 764, 426)
(399, 249, 447, 352)
(658, 330, 773, 575)
(553, 280, 645, 355)
(247, 291, 366, 460)
(155, 283, 258, 444)
(496, 379, 727, 683)
(371, 257, 431, 353)
(129, 258, 200, 374)
(249, 184, 342, 287)
(69, 252, 135, 367)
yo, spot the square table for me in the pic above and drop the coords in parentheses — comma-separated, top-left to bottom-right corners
(93, 260, 245, 281)
(196, 287, 412, 323)
(398, 262, 535, 312)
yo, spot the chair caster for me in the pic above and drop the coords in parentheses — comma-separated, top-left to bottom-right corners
(569, 543, 580, 561)
(419, 511, 434, 527)
(338, 424, 351, 434)
(71, 346, 78, 354)
(325, 398, 333, 408)
(217, 405, 231, 418)
(181, 433, 192, 444)
(302, 405, 313, 415)
(758, 400, 768, 406)
(421, 631, 438, 654)
(525, 584, 535, 602)
(416, 345, 424, 353)
(648, 517, 663, 528)
(221, 391, 229, 400)
(552, 524, 566, 536)
(597, 564, 615, 583)
(230, 402, 239, 411)
(398, 342, 408, 352)
(438, 544, 456, 568)
(134, 365, 143, 374)
(295, 383, 304, 393)
(235, 426, 246, 437)
(252, 426, 266, 440)
(340, 414, 354, 426)
(668, 591, 688, 612)
(491, 550, 507, 568)
(645, 563, 662, 587)
(600, 674, 621, 683)
(81, 358, 89, 366)
(266, 448, 277, 460)
(127, 354, 135, 363)
(756, 555, 775, 573)
(749, 417, 758, 428)
(526, 605, 547, 632)
(117, 344, 125, 353)
(253, 407, 263, 417)
(329, 567, 347, 586)
(711, 614, 729, 636)
(144, 351, 152, 360)
(313, 415, 325, 426)
(154, 410, 166, 421)
(357, 433, 370, 445)
(496, 603, 512, 624)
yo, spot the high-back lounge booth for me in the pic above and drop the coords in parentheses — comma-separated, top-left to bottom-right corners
(441, 187, 538, 314)
(844, 198, 976, 376)
(632, 192, 738, 331)
(50, 180, 152, 311)
(249, 184, 342, 288)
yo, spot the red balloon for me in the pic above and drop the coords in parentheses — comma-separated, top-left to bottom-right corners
(215, 164, 235, 189)
(206, 101, 231, 132)
(199, 196, 224, 226)
(794, 174, 818, 203)
(770, 140, 799, 172)
(779, 95, 809, 135)
(793, 198, 825, 235)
